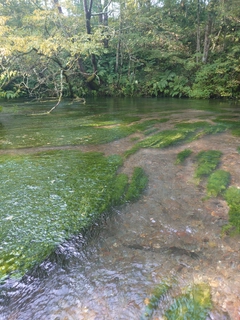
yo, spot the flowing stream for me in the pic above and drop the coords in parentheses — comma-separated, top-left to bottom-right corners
(0, 98, 240, 319)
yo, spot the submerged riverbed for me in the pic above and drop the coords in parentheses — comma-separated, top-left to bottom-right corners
(0, 98, 240, 319)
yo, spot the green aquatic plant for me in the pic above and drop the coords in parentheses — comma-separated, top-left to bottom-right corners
(164, 283, 212, 320)
(175, 149, 192, 164)
(194, 150, 222, 178)
(0, 151, 147, 281)
(207, 170, 231, 197)
(139, 129, 189, 148)
(141, 282, 171, 320)
(125, 167, 148, 201)
(237, 146, 240, 154)
(232, 128, 240, 136)
(224, 186, 240, 234)
(111, 173, 129, 205)
(124, 122, 228, 158)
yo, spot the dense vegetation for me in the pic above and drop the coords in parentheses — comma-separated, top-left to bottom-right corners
(0, 0, 239, 100)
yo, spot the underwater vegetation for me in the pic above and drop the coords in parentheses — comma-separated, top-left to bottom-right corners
(124, 121, 228, 158)
(141, 282, 171, 320)
(175, 149, 193, 164)
(206, 170, 231, 197)
(164, 283, 212, 320)
(0, 150, 147, 281)
(223, 187, 240, 234)
(194, 150, 222, 178)
(141, 282, 212, 320)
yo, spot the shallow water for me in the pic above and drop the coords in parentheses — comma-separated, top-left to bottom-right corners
(0, 98, 240, 319)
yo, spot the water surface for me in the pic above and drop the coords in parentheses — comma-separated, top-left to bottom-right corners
(0, 98, 240, 319)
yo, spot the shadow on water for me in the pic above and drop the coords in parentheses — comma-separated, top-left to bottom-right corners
(0, 98, 239, 319)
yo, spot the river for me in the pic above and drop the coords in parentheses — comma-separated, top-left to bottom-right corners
(0, 98, 239, 319)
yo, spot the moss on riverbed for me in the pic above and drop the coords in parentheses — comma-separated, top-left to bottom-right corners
(141, 282, 212, 320)
(223, 187, 240, 234)
(124, 122, 228, 158)
(194, 150, 222, 179)
(206, 170, 231, 197)
(164, 283, 212, 320)
(0, 150, 147, 281)
(175, 149, 192, 164)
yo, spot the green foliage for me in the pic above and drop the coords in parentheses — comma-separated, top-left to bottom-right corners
(189, 60, 240, 99)
(224, 187, 240, 234)
(125, 167, 148, 201)
(0, 0, 239, 99)
(164, 283, 212, 320)
(194, 150, 222, 178)
(175, 149, 192, 164)
(207, 170, 231, 197)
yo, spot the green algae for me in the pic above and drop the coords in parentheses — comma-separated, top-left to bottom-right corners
(125, 167, 148, 201)
(232, 128, 240, 136)
(141, 282, 171, 320)
(194, 150, 222, 178)
(124, 122, 228, 158)
(164, 283, 212, 320)
(141, 282, 212, 320)
(0, 151, 147, 281)
(223, 187, 240, 234)
(175, 149, 192, 164)
(206, 170, 231, 197)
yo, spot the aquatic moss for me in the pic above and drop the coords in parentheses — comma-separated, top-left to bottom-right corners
(125, 167, 148, 201)
(141, 282, 171, 320)
(139, 129, 189, 148)
(175, 149, 192, 164)
(232, 128, 240, 136)
(0, 151, 147, 281)
(164, 283, 212, 320)
(194, 150, 222, 178)
(207, 170, 231, 197)
(111, 173, 129, 205)
(131, 119, 161, 132)
(224, 187, 240, 234)
(124, 122, 228, 158)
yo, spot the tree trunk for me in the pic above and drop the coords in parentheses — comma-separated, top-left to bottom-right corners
(202, 17, 212, 63)
(196, 0, 201, 63)
(83, 0, 98, 72)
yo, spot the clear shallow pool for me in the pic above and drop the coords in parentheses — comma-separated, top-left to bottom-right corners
(0, 98, 240, 319)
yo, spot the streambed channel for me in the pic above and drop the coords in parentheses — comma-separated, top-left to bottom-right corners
(0, 98, 240, 319)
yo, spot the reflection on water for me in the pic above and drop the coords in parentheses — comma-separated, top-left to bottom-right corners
(0, 98, 240, 319)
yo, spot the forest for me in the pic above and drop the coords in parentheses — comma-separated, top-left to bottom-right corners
(0, 0, 239, 100)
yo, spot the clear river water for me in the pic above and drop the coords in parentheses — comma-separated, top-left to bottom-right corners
(0, 98, 239, 320)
